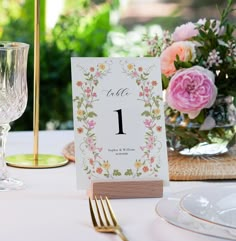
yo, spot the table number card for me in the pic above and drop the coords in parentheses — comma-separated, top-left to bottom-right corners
(71, 57, 169, 189)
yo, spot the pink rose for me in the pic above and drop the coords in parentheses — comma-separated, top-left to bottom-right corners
(166, 66, 217, 119)
(160, 41, 196, 77)
(172, 22, 198, 41)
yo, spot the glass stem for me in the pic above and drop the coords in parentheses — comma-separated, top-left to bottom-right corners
(0, 124, 10, 180)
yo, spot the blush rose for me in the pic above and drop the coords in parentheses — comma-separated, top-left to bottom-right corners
(160, 41, 196, 77)
(166, 66, 217, 119)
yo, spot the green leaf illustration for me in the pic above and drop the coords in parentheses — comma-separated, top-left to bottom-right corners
(87, 112, 97, 118)
(141, 111, 150, 116)
(124, 169, 133, 176)
(113, 169, 122, 176)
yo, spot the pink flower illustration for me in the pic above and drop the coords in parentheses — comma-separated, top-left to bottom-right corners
(95, 71, 101, 77)
(87, 120, 96, 129)
(144, 86, 150, 93)
(151, 80, 157, 86)
(156, 126, 162, 132)
(132, 71, 138, 77)
(86, 137, 94, 144)
(89, 158, 94, 165)
(76, 81, 83, 87)
(85, 87, 91, 93)
(142, 166, 149, 172)
(140, 146, 145, 151)
(77, 127, 83, 134)
(148, 136, 155, 144)
(150, 156, 155, 163)
(166, 66, 217, 119)
(144, 119, 155, 128)
(97, 147, 103, 152)
(146, 143, 154, 150)
(96, 167, 103, 174)
(88, 143, 96, 152)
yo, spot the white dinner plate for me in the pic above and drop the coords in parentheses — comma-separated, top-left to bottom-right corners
(180, 185, 236, 229)
(156, 190, 236, 240)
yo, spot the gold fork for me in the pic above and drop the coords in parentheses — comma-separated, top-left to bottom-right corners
(89, 196, 129, 241)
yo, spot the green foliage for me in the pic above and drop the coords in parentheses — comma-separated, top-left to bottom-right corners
(52, 3, 111, 56)
(0, 0, 22, 37)
(1, 1, 111, 130)
(63, 0, 90, 11)
(191, 1, 236, 99)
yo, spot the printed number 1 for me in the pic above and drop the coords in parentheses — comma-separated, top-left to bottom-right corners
(114, 109, 126, 135)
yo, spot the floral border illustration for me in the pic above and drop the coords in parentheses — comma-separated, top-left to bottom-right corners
(74, 60, 163, 180)
(120, 60, 163, 177)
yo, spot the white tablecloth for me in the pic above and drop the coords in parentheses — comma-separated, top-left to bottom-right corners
(1, 130, 234, 241)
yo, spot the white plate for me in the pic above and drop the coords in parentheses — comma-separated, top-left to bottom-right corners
(180, 185, 236, 229)
(156, 190, 236, 240)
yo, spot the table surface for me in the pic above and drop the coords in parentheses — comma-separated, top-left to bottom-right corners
(2, 130, 235, 241)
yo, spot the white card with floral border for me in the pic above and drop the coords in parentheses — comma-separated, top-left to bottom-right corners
(71, 57, 169, 189)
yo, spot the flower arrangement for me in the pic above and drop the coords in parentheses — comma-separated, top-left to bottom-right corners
(145, 0, 236, 152)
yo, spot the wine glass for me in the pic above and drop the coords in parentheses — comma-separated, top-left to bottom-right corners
(0, 41, 29, 191)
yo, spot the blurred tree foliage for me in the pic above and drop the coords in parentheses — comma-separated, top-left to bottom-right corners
(0, 0, 111, 130)
(1, 0, 231, 130)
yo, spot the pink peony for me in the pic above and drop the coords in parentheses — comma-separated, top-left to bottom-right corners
(172, 22, 199, 41)
(166, 66, 217, 119)
(160, 41, 196, 77)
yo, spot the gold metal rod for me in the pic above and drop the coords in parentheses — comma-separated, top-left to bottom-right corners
(5, 0, 69, 169)
(33, 0, 40, 165)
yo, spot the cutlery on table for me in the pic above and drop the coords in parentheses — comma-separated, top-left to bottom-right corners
(89, 196, 128, 241)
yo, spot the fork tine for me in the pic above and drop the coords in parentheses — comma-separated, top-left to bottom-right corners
(105, 196, 118, 226)
(89, 196, 128, 241)
(94, 196, 105, 226)
(89, 197, 98, 227)
(100, 196, 111, 226)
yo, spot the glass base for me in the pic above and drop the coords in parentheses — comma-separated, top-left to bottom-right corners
(179, 142, 228, 156)
(0, 177, 24, 191)
(6, 154, 69, 169)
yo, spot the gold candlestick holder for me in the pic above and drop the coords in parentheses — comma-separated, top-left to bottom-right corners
(6, 0, 69, 168)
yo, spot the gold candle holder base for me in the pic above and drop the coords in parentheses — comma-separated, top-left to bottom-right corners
(6, 154, 69, 169)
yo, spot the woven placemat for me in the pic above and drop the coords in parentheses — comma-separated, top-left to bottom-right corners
(169, 147, 236, 181)
(62, 142, 236, 181)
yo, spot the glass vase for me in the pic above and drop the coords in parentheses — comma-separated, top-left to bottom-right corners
(165, 95, 236, 156)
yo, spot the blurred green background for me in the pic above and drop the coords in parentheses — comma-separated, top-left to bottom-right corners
(0, 0, 235, 130)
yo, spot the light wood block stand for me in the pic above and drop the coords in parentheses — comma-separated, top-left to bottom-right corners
(89, 179, 163, 199)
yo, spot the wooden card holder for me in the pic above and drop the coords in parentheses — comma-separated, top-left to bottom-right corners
(88, 179, 163, 199)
